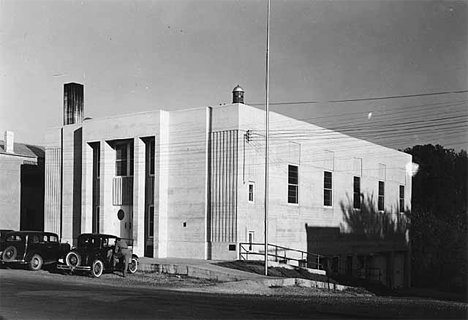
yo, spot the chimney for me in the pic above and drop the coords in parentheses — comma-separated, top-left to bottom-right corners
(232, 85, 244, 104)
(63, 82, 84, 125)
(4, 131, 14, 153)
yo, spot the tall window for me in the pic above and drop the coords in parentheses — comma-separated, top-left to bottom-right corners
(148, 140, 155, 176)
(93, 144, 100, 178)
(324, 171, 333, 206)
(148, 206, 154, 237)
(115, 143, 134, 176)
(288, 165, 298, 204)
(353, 176, 361, 209)
(116, 144, 127, 176)
(92, 207, 100, 233)
(378, 181, 385, 211)
(399, 185, 405, 213)
(248, 182, 254, 203)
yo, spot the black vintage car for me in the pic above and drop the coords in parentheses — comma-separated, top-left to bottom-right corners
(57, 233, 138, 278)
(0, 231, 71, 271)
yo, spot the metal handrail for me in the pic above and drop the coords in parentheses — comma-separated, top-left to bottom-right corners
(239, 242, 326, 270)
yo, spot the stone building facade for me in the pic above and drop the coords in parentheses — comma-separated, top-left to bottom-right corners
(44, 83, 412, 288)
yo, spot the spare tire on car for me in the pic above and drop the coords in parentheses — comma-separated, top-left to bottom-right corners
(65, 251, 81, 267)
(2, 246, 17, 262)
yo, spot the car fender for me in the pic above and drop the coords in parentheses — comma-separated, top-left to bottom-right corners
(24, 250, 42, 262)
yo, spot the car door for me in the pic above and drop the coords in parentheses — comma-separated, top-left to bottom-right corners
(46, 234, 61, 262)
(26, 234, 42, 260)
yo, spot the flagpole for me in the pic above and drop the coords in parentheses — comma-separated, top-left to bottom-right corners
(264, 0, 271, 276)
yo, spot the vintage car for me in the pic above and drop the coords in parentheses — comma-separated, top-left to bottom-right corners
(57, 233, 138, 278)
(0, 231, 71, 271)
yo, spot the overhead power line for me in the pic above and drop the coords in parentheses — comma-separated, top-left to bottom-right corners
(250, 89, 468, 106)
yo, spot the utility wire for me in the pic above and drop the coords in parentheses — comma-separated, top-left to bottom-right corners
(250, 89, 468, 106)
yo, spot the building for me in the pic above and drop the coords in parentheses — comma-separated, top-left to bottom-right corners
(44, 83, 412, 288)
(0, 131, 45, 231)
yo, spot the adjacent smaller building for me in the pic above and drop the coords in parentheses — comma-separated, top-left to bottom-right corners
(0, 131, 45, 231)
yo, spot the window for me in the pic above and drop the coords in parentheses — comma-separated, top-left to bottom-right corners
(93, 207, 100, 233)
(248, 231, 254, 251)
(149, 140, 155, 175)
(399, 185, 405, 213)
(147, 139, 155, 176)
(378, 181, 385, 211)
(353, 176, 361, 209)
(115, 143, 134, 176)
(288, 165, 298, 204)
(117, 209, 125, 221)
(92, 143, 100, 178)
(116, 144, 128, 176)
(30, 235, 40, 244)
(324, 171, 332, 206)
(148, 206, 154, 238)
(248, 183, 254, 202)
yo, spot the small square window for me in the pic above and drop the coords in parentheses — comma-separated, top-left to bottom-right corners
(248, 183, 254, 202)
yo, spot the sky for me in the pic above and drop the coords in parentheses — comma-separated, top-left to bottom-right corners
(0, 0, 467, 151)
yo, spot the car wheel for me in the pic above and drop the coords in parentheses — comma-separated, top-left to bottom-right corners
(91, 260, 104, 278)
(128, 257, 138, 274)
(29, 254, 43, 271)
(2, 246, 17, 262)
(65, 251, 81, 267)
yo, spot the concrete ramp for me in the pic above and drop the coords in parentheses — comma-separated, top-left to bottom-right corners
(138, 257, 349, 291)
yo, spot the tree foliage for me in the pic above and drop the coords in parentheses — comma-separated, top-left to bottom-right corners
(404, 144, 467, 289)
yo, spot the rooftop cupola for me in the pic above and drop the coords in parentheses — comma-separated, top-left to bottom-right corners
(232, 85, 244, 104)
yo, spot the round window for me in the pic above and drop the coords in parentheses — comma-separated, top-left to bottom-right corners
(117, 209, 125, 221)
